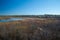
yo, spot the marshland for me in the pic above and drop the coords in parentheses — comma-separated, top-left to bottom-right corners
(0, 15, 60, 40)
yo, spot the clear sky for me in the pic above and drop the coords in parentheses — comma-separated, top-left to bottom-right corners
(0, 0, 60, 15)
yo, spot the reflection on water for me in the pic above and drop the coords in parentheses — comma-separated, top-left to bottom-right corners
(0, 18, 24, 22)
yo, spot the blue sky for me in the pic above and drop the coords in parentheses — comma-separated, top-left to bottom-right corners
(0, 0, 60, 15)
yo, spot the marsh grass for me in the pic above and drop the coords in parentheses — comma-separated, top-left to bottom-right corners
(0, 18, 60, 40)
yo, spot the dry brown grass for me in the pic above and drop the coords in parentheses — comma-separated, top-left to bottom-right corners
(0, 17, 60, 40)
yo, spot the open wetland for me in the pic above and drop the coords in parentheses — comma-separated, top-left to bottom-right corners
(0, 16, 60, 40)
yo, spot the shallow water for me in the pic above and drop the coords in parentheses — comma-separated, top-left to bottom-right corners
(0, 18, 24, 22)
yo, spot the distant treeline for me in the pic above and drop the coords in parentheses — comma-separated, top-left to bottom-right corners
(0, 15, 60, 18)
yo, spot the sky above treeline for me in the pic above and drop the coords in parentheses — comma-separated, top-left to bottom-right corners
(0, 0, 60, 15)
